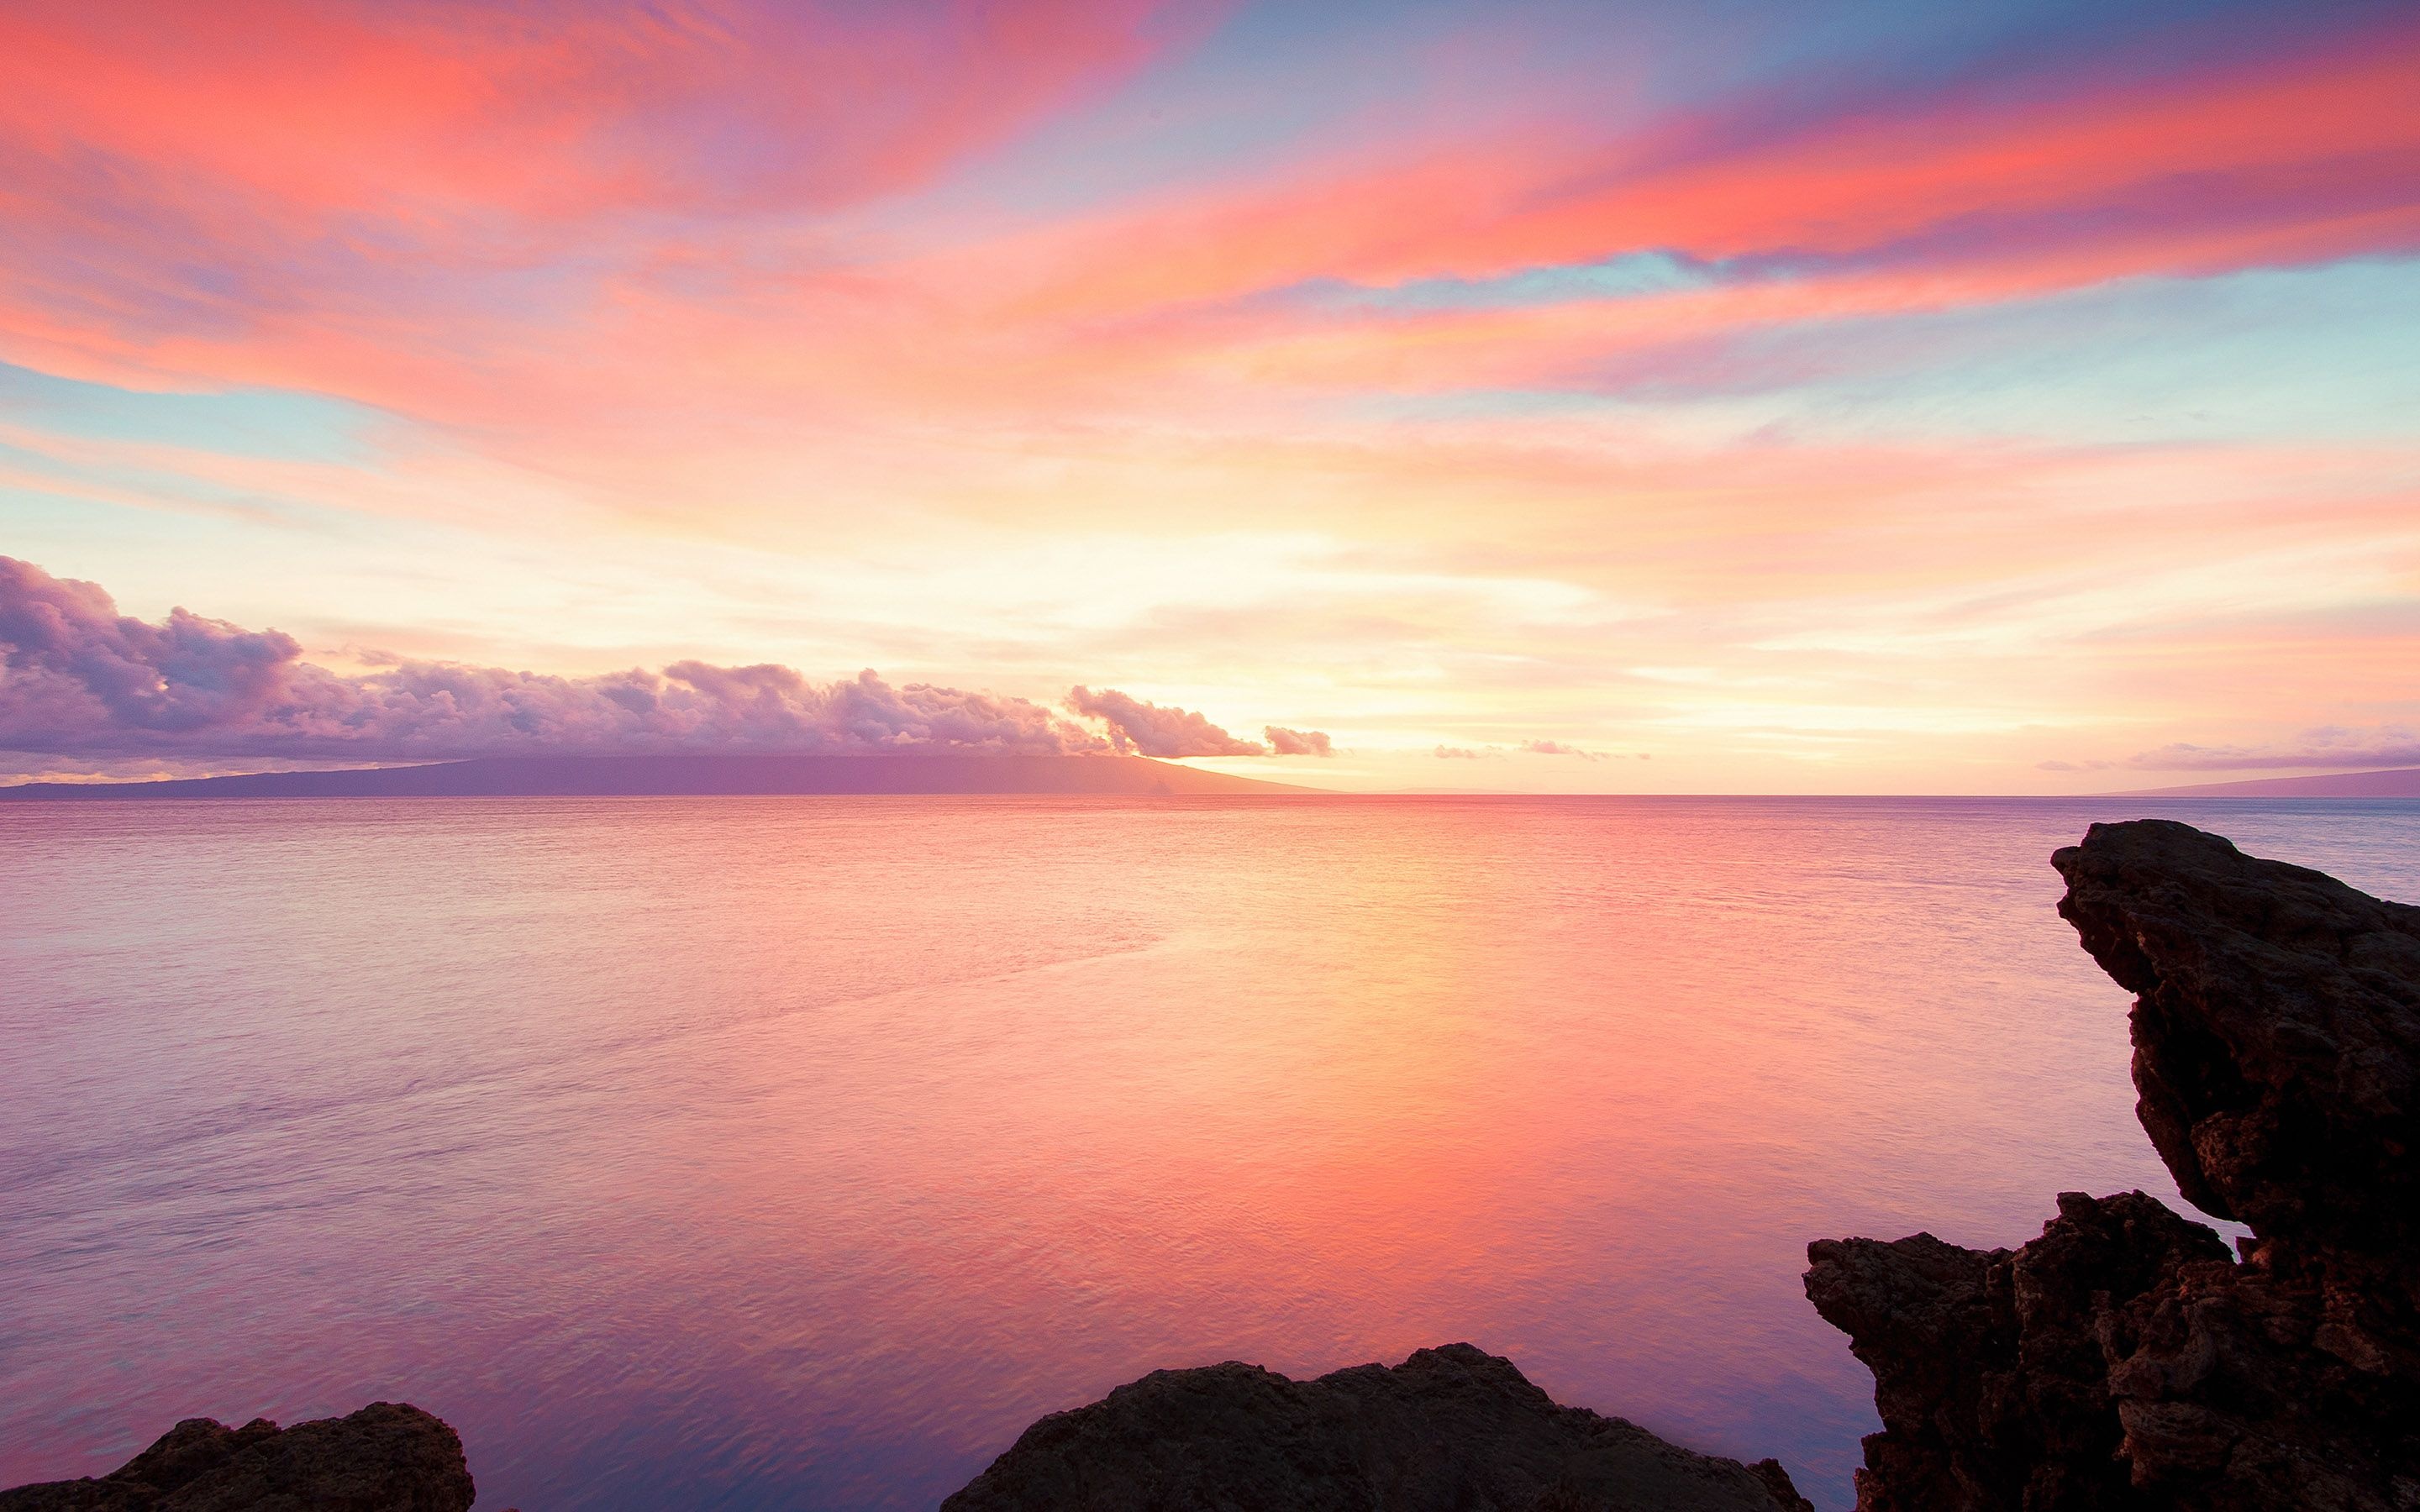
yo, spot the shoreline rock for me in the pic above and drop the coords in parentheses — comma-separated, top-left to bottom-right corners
(1808, 819, 2419, 1510)
(940, 1341, 1812, 1512)
(0, 1404, 474, 1511)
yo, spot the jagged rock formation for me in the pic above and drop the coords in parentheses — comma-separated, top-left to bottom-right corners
(943, 1342, 1812, 1512)
(1807, 819, 2420, 1511)
(0, 1404, 473, 1512)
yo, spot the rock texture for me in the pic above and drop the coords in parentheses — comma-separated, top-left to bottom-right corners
(0, 1404, 473, 1512)
(943, 1342, 1812, 1512)
(1807, 819, 2420, 1511)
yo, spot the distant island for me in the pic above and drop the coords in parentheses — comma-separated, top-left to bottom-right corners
(2113, 766, 2420, 798)
(0, 753, 1315, 801)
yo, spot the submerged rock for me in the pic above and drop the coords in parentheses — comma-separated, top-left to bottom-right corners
(942, 1342, 1812, 1512)
(1808, 819, 2420, 1511)
(0, 1404, 473, 1512)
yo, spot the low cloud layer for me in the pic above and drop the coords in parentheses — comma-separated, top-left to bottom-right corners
(1065, 685, 1266, 757)
(2126, 732, 2420, 772)
(1264, 725, 1333, 757)
(0, 557, 1152, 762)
(2042, 728, 2420, 774)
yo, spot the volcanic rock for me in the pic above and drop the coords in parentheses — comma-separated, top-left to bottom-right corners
(0, 1404, 473, 1512)
(941, 1341, 1812, 1512)
(2053, 818, 2419, 1267)
(1807, 819, 2420, 1510)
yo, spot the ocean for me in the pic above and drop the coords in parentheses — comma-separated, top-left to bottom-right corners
(3, 795, 2415, 1509)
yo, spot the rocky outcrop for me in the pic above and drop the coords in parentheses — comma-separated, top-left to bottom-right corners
(2055, 818, 2419, 1259)
(942, 1342, 1812, 1512)
(0, 1404, 473, 1512)
(1806, 1192, 2233, 1510)
(1808, 819, 2420, 1511)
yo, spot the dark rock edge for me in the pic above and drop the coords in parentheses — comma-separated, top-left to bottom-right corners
(0, 1404, 473, 1511)
(941, 1341, 1812, 1512)
(1805, 819, 2418, 1511)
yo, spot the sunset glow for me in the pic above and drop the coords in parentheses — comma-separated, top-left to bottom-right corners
(3, 0, 2416, 790)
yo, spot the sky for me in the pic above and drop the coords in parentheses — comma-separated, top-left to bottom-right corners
(1, 0, 2416, 792)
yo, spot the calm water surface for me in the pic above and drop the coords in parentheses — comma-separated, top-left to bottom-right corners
(4, 796, 2417, 1509)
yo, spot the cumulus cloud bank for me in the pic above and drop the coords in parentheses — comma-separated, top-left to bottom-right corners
(1264, 725, 1334, 757)
(0, 557, 1120, 761)
(1066, 685, 1266, 757)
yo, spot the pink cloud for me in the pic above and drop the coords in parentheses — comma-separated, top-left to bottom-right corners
(0, 0, 1181, 222)
(1264, 725, 1333, 757)
(1066, 685, 1264, 756)
(6, 3, 2411, 447)
(0, 557, 1111, 760)
(986, 14, 2420, 321)
(0, 0, 1185, 396)
(804, 12, 2418, 422)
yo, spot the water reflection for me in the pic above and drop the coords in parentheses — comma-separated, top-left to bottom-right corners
(3, 796, 2413, 1509)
